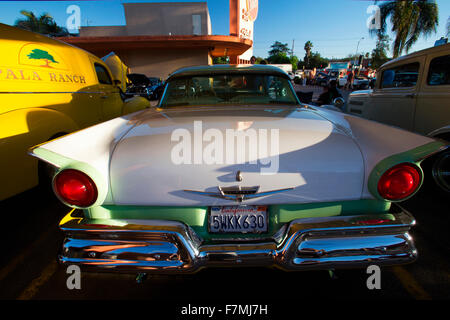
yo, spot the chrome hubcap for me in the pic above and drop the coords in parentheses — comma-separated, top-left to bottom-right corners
(432, 152, 450, 192)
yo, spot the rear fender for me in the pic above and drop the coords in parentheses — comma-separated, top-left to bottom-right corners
(28, 113, 143, 207)
(122, 96, 150, 115)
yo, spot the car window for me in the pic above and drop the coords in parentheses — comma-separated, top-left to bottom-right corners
(427, 54, 450, 86)
(94, 63, 112, 85)
(381, 62, 420, 88)
(160, 74, 298, 107)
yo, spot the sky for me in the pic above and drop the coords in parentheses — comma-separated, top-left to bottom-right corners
(0, 0, 449, 60)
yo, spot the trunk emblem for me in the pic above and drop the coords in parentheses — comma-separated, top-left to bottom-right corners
(184, 186, 294, 202)
(236, 170, 243, 182)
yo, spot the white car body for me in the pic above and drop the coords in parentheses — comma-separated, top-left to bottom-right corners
(29, 65, 447, 274)
(33, 106, 436, 206)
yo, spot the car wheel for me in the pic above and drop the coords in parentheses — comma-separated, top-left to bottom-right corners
(420, 134, 450, 201)
(431, 144, 450, 194)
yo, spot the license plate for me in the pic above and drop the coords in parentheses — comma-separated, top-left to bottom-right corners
(209, 206, 268, 233)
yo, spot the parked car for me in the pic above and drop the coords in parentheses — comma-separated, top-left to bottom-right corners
(353, 76, 369, 89)
(0, 23, 149, 201)
(327, 69, 339, 83)
(314, 71, 339, 87)
(338, 75, 369, 89)
(126, 73, 152, 98)
(287, 71, 295, 81)
(338, 75, 348, 87)
(30, 64, 446, 275)
(148, 77, 165, 100)
(348, 43, 450, 192)
(126, 75, 164, 101)
(314, 72, 329, 86)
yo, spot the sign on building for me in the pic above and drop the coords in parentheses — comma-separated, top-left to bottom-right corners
(230, 0, 258, 62)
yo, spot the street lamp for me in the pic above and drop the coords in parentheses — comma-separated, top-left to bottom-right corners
(355, 37, 364, 59)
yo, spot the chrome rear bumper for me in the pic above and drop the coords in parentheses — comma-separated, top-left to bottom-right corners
(59, 209, 417, 273)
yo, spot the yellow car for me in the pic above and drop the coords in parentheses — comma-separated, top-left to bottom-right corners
(0, 24, 150, 201)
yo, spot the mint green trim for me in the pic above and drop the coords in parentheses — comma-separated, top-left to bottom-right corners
(368, 141, 447, 201)
(31, 147, 108, 208)
(86, 199, 391, 241)
(87, 206, 207, 227)
(274, 200, 391, 221)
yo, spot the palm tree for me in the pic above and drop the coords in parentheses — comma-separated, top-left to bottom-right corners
(304, 41, 313, 67)
(14, 10, 69, 36)
(304, 41, 313, 58)
(373, 0, 438, 58)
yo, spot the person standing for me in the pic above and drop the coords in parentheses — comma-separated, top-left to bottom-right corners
(345, 69, 354, 90)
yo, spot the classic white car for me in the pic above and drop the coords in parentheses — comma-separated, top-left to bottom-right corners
(30, 65, 448, 275)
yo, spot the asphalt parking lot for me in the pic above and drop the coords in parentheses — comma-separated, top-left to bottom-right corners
(0, 184, 449, 302)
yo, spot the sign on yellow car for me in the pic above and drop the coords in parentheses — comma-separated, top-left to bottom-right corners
(0, 23, 149, 201)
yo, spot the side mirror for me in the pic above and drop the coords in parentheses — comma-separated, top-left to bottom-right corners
(113, 79, 121, 86)
(333, 97, 345, 109)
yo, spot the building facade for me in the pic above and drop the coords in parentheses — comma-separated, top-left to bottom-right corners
(58, 2, 252, 79)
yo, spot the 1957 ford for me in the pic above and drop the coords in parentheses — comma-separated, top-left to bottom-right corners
(30, 65, 448, 274)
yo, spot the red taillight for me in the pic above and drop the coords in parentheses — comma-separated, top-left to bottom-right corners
(377, 163, 421, 200)
(53, 169, 98, 207)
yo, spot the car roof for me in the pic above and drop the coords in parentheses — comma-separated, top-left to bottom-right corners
(381, 43, 450, 69)
(167, 64, 290, 80)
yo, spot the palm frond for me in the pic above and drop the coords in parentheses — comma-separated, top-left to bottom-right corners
(374, 0, 438, 57)
(13, 9, 68, 36)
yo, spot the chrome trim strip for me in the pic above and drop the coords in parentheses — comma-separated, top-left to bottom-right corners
(184, 186, 295, 202)
(58, 208, 417, 273)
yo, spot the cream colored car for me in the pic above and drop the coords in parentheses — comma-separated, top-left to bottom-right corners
(348, 44, 450, 193)
(348, 43, 450, 141)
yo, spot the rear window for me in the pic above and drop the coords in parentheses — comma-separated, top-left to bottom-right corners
(160, 74, 298, 108)
(381, 62, 420, 88)
(427, 55, 450, 86)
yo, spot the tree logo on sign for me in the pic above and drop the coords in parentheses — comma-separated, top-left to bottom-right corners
(27, 49, 59, 68)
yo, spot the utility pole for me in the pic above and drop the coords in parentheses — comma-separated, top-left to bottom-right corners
(291, 39, 295, 57)
(355, 37, 364, 61)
